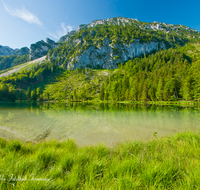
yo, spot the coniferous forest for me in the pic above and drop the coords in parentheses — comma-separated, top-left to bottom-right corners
(0, 42, 200, 103)
(0, 17, 200, 103)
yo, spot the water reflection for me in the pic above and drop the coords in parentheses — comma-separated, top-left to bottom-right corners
(0, 102, 200, 146)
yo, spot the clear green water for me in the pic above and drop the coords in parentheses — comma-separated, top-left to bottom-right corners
(0, 102, 200, 146)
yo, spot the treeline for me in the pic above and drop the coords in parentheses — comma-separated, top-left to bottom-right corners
(100, 48, 200, 101)
(1, 44, 200, 102)
(46, 48, 200, 102)
(0, 83, 17, 102)
(0, 54, 30, 71)
(0, 60, 59, 102)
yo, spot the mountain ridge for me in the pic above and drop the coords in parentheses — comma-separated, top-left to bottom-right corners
(1, 17, 199, 63)
(0, 45, 29, 56)
(47, 17, 200, 70)
(59, 17, 200, 43)
(1, 17, 200, 72)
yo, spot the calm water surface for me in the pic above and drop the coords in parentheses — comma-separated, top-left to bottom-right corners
(0, 102, 200, 146)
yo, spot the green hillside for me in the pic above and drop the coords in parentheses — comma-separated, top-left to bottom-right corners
(0, 17, 200, 102)
(47, 17, 200, 70)
(44, 42, 200, 102)
(0, 54, 30, 71)
(0, 42, 200, 102)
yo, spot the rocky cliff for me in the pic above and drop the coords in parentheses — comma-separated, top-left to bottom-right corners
(30, 38, 57, 60)
(47, 17, 200, 70)
(66, 39, 166, 69)
(0, 37, 56, 61)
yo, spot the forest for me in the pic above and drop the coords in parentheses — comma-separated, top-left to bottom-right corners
(0, 54, 30, 71)
(0, 42, 200, 103)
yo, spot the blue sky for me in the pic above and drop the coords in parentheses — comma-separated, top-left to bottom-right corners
(0, 0, 200, 49)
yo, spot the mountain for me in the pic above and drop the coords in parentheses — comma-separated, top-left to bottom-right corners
(47, 17, 200, 70)
(0, 45, 17, 56)
(2, 17, 199, 67)
(0, 38, 56, 71)
(0, 45, 29, 56)
(0, 54, 30, 71)
(29, 38, 57, 60)
(0, 37, 57, 61)
(14, 47, 30, 56)
(0, 46, 30, 71)
(0, 17, 200, 102)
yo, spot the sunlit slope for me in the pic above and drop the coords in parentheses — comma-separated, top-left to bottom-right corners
(0, 42, 200, 102)
(47, 17, 200, 70)
(43, 42, 200, 102)
(0, 56, 46, 78)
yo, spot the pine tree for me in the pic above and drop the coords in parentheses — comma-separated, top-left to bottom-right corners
(27, 87, 31, 101)
(1, 83, 9, 98)
(99, 83, 105, 101)
(182, 77, 191, 100)
(73, 89, 78, 101)
(156, 77, 164, 101)
(9, 90, 16, 102)
(36, 87, 42, 101)
(104, 89, 109, 101)
(142, 81, 148, 101)
(31, 89, 37, 101)
(19, 90, 22, 102)
(130, 80, 138, 101)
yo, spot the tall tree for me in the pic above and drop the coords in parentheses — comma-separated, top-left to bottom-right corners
(156, 77, 164, 101)
(27, 87, 31, 101)
(99, 83, 105, 101)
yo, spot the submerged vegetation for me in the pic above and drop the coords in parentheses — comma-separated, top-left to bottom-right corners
(0, 132, 200, 189)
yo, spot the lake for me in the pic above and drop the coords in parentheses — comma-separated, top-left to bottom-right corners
(0, 102, 200, 146)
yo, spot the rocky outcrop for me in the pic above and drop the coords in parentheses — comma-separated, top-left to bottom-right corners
(58, 31, 76, 43)
(64, 39, 166, 69)
(51, 17, 199, 70)
(46, 38, 57, 49)
(30, 38, 57, 60)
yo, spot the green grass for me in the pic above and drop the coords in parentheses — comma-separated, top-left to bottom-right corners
(0, 132, 200, 189)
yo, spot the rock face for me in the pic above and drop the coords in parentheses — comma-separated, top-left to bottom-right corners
(58, 31, 76, 43)
(65, 39, 166, 69)
(49, 17, 200, 70)
(46, 38, 57, 49)
(30, 38, 57, 60)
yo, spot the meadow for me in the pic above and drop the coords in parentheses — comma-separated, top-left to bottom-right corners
(0, 132, 200, 189)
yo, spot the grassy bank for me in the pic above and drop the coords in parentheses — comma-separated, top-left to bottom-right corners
(0, 132, 200, 189)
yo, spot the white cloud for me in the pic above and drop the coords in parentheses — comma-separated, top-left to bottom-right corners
(48, 22, 73, 40)
(3, 2, 42, 26)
